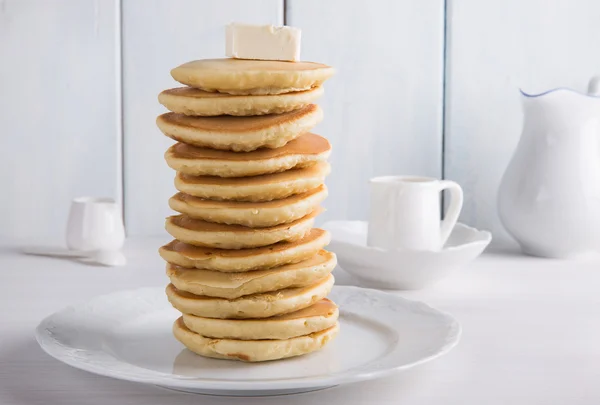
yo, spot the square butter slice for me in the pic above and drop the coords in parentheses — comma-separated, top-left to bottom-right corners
(226, 23, 301, 62)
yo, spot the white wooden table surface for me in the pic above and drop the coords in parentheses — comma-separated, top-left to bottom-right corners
(1, 238, 599, 405)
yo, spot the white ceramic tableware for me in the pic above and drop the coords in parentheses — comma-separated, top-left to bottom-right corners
(325, 221, 491, 290)
(66, 197, 125, 252)
(35, 286, 460, 397)
(368, 176, 464, 251)
(497, 77, 600, 259)
(88, 250, 127, 267)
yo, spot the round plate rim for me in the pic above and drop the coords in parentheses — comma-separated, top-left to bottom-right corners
(35, 285, 461, 391)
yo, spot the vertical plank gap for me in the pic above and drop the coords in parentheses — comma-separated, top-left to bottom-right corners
(116, 0, 126, 233)
(441, 0, 448, 181)
(441, 0, 449, 214)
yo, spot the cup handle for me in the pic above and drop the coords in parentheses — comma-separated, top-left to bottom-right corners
(437, 180, 464, 247)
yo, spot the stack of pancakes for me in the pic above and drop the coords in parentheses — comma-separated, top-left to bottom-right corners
(156, 58, 338, 362)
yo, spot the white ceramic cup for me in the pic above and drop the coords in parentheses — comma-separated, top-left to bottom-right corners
(66, 197, 125, 252)
(367, 176, 463, 251)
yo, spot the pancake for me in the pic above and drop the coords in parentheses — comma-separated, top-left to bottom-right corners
(156, 104, 322, 152)
(167, 250, 336, 299)
(165, 208, 320, 249)
(158, 228, 330, 272)
(175, 161, 330, 202)
(166, 274, 334, 319)
(173, 318, 339, 362)
(158, 86, 324, 116)
(164, 133, 331, 177)
(170, 58, 335, 95)
(181, 299, 338, 340)
(168, 186, 327, 227)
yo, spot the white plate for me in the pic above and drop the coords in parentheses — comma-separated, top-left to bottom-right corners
(35, 286, 460, 397)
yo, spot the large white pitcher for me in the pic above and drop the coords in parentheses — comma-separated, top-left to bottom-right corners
(498, 77, 600, 259)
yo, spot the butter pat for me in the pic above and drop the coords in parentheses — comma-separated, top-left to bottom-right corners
(226, 23, 301, 62)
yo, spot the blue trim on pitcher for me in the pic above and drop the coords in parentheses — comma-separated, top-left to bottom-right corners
(520, 87, 600, 98)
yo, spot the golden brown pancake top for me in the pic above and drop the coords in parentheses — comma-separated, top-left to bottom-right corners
(157, 104, 317, 133)
(167, 250, 334, 285)
(175, 317, 336, 343)
(171, 185, 326, 209)
(166, 274, 333, 302)
(160, 228, 328, 259)
(169, 133, 330, 161)
(185, 298, 338, 322)
(177, 161, 329, 186)
(172, 58, 332, 73)
(168, 208, 321, 233)
(160, 86, 320, 100)
(267, 298, 338, 321)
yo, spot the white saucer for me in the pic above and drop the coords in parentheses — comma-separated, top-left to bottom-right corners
(35, 286, 460, 397)
(324, 221, 491, 290)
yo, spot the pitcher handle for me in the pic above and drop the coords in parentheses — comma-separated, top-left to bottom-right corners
(587, 76, 600, 96)
(437, 180, 464, 247)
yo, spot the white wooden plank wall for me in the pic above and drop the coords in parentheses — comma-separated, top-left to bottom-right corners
(4, 0, 600, 241)
(122, 0, 283, 236)
(444, 0, 600, 245)
(287, 0, 445, 225)
(0, 0, 119, 239)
